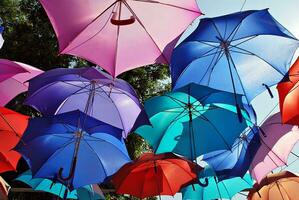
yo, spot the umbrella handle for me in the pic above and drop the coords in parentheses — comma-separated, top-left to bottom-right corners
(262, 84, 274, 98)
(111, 12, 135, 25)
(58, 156, 77, 181)
(198, 178, 209, 187)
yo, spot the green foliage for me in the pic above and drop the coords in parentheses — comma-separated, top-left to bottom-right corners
(1, 0, 170, 199)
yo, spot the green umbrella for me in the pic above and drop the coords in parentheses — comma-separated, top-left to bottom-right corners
(181, 168, 253, 200)
(136, 84, 252, 161)
(15, 170, 104, 199)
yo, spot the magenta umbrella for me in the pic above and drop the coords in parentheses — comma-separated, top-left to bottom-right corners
(250, 113, 299, 183)
(39, 0, 202, 77)
(0, 59, 43, 105)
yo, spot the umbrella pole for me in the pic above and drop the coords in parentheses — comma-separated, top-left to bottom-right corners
(58, 81, 96, 183)
(222, 45, 244, 123)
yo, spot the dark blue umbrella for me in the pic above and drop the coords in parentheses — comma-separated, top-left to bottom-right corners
(15, 110, 131, 190)
(171, 9, 299, 107)
(203, 126, 260, 181)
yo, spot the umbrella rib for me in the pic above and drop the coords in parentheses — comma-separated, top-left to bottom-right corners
(229, 35, 258, 48)
(210, 20, 223, 40)
(222, 182, 232, 198)
(277, 182, 291, 200)
(159, 165, 175, 195)
(132, 0, 201, 14)
(60, 1, 118, 53)
(193, 40, 219, 48)
(275, 182, 287, 200)
(207, 48, 225, 85)
(164, 94, 187, 106)
(81, 138, 109, 178)
(31, 137, 76, 177)
(174, 43, 222, 86)
(229, 45, 285, 76)
(122, 0, 169, 63)
(259, 137, 287, 166)
(159, 160, 198, 178)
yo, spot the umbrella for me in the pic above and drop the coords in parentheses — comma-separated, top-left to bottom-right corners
(250, 113, 299, 183)
(136, 83, 252, 161)
(16, 170, 104, 199)
(248, 171, 299, 200)
(0, 107, 29, 173)
(0, 176, 10, 200)
(25, 67, 149, 138)
(112, 152, 201, 199)
(15, 110, 131, 189)
(181, 168, 253, 200)
(203, 126, 260, 181)
(277, 56, 299, 125)
(39, 0, 202, 77)
(0, 23, 4, 49)
(0, 59, 43, 106)
(171, 9, 299, 107)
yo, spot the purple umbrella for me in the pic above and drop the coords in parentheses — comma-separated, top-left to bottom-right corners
(25, 67, 149, 138)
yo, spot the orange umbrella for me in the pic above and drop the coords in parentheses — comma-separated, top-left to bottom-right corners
(277, 57, 299, 124)
(248, 171, 299, 200)
(0, 107, 29, 173)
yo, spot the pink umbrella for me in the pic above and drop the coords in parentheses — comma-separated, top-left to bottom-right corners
(39, 0, 202, 77)
(250, 113, 299, 183)
(0, 59, 43, 106)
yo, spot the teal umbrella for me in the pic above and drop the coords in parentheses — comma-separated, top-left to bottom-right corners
(136, 84, 252, 161)
(182, 170, 253, 200)
(15, 170, 104, 199)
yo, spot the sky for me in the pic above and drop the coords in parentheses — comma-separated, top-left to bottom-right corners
(162, 0, 299, 199)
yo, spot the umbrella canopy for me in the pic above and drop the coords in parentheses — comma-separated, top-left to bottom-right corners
(25, 67, 149, 138)
(39, 0, 202, 77)
(136, 83, 252, 160)
(112, 152, 201, 199)
(0, 59, 43, 106)
(171, 9, 299, 106)
(0, 176, 10, 200)
(203, 126, 260, 181)
(0, 24, 4, 49)
(277, 56, 299, 125)
(16, 170, 104, 200)
(15, 110, 131, 189)
(0, 107, 29, 173)
(250, 113, 299, 183)
(248, 171, 299, 200)
(181, 171, 253, 200)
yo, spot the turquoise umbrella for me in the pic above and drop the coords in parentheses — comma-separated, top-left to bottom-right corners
(15, 170, 104, 199)
(182, 170, 253, 200)
(136, 84, 252, 161)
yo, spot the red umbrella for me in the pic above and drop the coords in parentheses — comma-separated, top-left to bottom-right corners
(0, 107, 29, 173)
(112, 152, 201, 199)
(277, 57, 299, 124)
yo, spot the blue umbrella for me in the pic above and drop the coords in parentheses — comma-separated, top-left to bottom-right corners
(171, 9, 299, 106)
(16, 170, 104, 199)
(203, 126, 260, 181)
(15, 110, 131, 190)
(136, 83, 252, 161)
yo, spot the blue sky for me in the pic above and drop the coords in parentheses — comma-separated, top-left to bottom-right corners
(163, 0, 299, 199)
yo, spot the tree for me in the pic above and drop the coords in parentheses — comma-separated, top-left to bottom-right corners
(0, 0, 170, 199)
